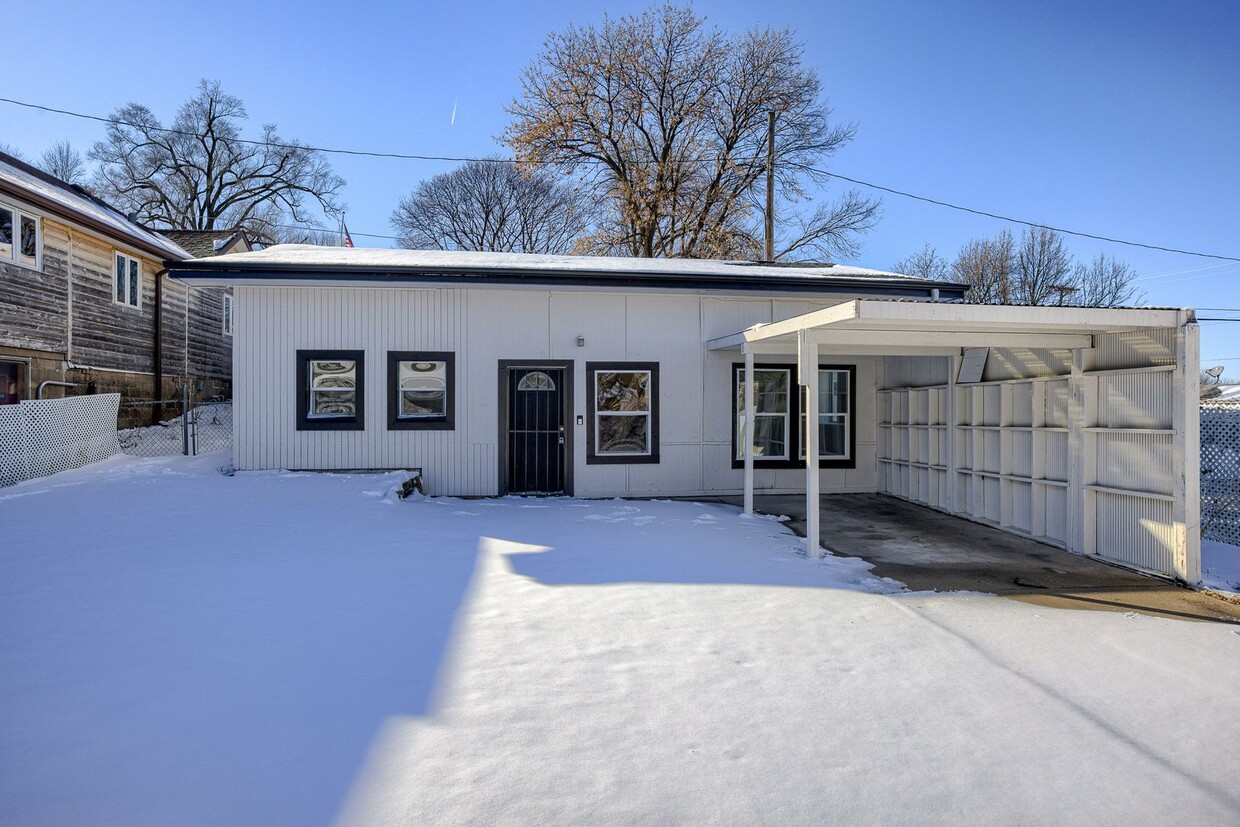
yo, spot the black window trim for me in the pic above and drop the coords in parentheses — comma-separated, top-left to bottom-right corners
(387, 350, 456, 431)
(296, 349, 365, 431)
(731, 361, 857, 470)
(586, 361, 660, 465)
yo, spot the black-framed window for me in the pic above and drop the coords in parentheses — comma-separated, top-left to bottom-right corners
(732, 363, 856, 469)
(586, 362, 659, 464)
(388, 351, 455, 430)
(296, 350, 364, 431)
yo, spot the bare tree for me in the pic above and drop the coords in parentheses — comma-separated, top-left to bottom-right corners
(38, 141, 87, 185)
(504, 3, 878, 259)
(391, 159, 592, 253)
(951, 229, 1016, 304)
(89, 80, 344, 242)
(1015, 226, 1074, 305)
(0, 143, 28, 161)
(893, 242, 949, 281)
(1072, 252, 1145, 307)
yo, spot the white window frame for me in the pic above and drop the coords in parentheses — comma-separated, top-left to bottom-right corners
(0, 199, 42, 271)
(222, 294, 234, 335)
(587, 362, 659, 464)
(735, 366, 792, 461)
(799, 369, 852, 461)
(113, 251, 142, 310)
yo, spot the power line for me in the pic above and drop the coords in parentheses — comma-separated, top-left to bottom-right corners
(792, 163, 1240, 264)
(6, 94, 1240, 263)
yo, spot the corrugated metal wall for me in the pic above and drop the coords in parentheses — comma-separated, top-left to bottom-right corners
(878, 325, 1199, 582)
(233, 286, 878, 498)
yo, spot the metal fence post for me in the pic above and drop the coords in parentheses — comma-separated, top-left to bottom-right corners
(182, 385, 190, 456)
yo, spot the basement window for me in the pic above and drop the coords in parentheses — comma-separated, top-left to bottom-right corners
(296, 350, 364, 431)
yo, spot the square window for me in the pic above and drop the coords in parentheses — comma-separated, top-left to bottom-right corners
(296, 350, 364, 430)
(387, 351, 455, 430)
(587, 362, 659, 463)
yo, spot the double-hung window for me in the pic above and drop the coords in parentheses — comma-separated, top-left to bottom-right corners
(296, 350, 364, 430)
(0, 201, 40, 269)
(388, 351, 455, 430)
(733, 363, 855, 468)
(114, 252, 141, 308)
(587, 362, 659, 463)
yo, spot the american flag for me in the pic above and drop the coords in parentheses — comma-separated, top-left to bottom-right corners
(343, 222, 354, 248)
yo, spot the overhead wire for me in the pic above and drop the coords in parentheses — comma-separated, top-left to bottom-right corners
(5, 94, 1240, 264)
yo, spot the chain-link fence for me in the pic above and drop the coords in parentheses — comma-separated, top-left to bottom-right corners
(119, 391, 232, 458)
(1202, 399, 1240, 546)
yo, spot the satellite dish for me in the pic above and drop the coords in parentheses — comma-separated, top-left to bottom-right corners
(1206, 365, 1225, 379)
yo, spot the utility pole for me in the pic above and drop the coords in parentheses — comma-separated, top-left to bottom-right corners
(765, 111, 775, 262)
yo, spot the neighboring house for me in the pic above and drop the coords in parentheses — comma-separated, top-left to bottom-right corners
(170, 246, 1202, 583)
(0, 152, 234, 416)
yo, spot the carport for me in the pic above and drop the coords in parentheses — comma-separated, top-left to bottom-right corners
(710, 300, 1201, 583)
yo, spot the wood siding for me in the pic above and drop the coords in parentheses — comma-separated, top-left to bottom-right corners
(233, 286, 880, 498)
(0, 213, 232, 395)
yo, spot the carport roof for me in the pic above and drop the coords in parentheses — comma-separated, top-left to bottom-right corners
(707, 299, 1193, 355)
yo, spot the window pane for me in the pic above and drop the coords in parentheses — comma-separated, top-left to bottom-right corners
(0, 208, 12, 258)
(115, 256, 126, 302)
(20, 216, 37, 262)
(311, 360, 356, 388)
(819, 370, 849, 414)
(597, 414, 648, 454)
(820, 416, 848, 457)
(752, 415, 787, 458)
(754, 370, 788, 413)
(129, 259, 140, 306)
(311, 390, 356, 417)
(595, 371, 649, 412)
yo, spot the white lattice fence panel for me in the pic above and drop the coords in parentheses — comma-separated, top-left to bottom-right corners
(1202, 399, 1240, 545)
(0, 394, 121, 487)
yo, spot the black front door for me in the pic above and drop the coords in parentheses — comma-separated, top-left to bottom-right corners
(506, 367, 567, 494)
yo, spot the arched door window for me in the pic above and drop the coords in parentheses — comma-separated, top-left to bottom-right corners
(517, 371, 556, 392)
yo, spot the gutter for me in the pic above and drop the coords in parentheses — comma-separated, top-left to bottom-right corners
(166, 263, 970, 299)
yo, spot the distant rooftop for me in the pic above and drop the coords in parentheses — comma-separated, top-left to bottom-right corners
(0, 151, 188, 260)
(161, 229, 253, 258)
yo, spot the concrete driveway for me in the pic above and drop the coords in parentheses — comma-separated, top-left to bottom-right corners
(722, 493, 1240, 624)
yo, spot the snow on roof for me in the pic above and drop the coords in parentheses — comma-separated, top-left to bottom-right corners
(0, 153, 189, 260)
(177, 244, 953, 285)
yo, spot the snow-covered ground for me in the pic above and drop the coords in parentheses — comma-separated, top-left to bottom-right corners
(1203, 539, 1240, 595)
(2, 455, 1238, 826)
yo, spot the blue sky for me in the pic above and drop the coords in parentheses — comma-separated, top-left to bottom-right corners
(5, 0, 1238, 366)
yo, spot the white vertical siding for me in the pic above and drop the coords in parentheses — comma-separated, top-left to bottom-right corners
(233, 287, 874, 498)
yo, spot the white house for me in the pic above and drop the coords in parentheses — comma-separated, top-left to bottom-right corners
(168, 246, 1201, 583)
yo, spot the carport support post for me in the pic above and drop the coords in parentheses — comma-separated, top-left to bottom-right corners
(800, 331, 821, 557)
(743, 344, 755, 516)
(1172, 313, 1201, 583)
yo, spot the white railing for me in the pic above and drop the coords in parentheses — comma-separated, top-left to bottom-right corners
(0, 394, 121, 487)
